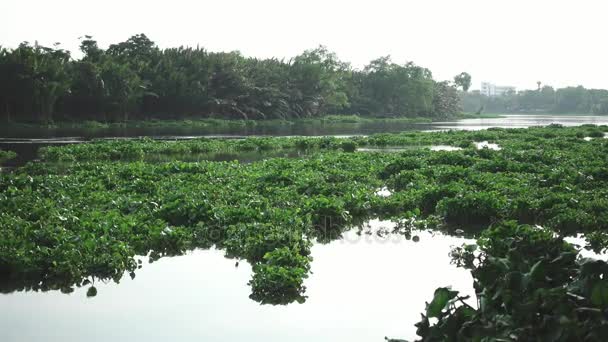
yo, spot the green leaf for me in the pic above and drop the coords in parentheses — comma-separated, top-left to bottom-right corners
(528, 259, 545, 281)
(590, 280, 608, 308)
(426, 287, 458, 318)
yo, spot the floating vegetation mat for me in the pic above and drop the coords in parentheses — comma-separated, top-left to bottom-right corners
(2, 125, 608, 339)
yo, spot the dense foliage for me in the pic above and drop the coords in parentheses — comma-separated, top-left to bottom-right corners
(415, 222, 608, 341)
(463, 85, 608, 114)
(0, 35, 462, 124)
(0, 149, 16, 165)
(2, 125, 608, 338)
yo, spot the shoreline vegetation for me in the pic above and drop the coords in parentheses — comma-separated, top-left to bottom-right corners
(0, 149, 16, 164)
(463, 86, 608, 115)
(12, 111, 608, 131)
(2, 33, 606, 129)
(0, 34, 466, 125)
(11, 111, 608, 131)
(2, 125, 608, 339)
(1, 113, 505, 130)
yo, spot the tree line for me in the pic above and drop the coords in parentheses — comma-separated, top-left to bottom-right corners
(463, 85, 608, 115)
(0, 34, 466, 124)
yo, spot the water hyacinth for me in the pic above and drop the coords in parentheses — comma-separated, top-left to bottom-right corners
(2, 125, 608, 339)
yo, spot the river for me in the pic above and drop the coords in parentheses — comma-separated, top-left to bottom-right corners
(2, 114, 608, 167)
(1, 114, 608, 341)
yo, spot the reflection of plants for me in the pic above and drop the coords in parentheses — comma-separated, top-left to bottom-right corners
(249, 247, 311, 305)
(86, 286, 97, 298)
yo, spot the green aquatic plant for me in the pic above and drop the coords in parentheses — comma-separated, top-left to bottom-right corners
(36, 125, 608, 163)
(436, 191, 507, 226)
(2, 125, 608, 308)
(414, 221, 608, 341)
(340, 140, 357, 152)
(0, 150, 16, 165)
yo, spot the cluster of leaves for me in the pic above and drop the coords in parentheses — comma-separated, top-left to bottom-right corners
(415, 221, 608, 341)
(2, 125, 608, 307)
(376, 126, 608, 238)
(38, 136, 345, 162)
(0, 149, 16, 164)
(0, 152, 386, 300)
(38, 124, 608, 162)
(0, 34, 462, 125)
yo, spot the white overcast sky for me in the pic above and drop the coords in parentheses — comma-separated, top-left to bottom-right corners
(1, 0, 607, 90)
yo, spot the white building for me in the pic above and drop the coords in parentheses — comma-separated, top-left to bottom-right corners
(480, 82, 516, 96)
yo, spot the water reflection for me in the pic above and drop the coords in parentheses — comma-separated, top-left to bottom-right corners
(429, 145, 462, 151)
(0, 220, 474, 342)
(3, 115, 608, 141)
(0, 121, 431, 139)
(0, 141, 82, 167)
(357, 147, 414, 153)
(3, 114, 608, 167)
(474, 141, 501, 150)
(434, 114, 608, 130)
(0, 144, 308, 167)
(144, 150, 308, 164)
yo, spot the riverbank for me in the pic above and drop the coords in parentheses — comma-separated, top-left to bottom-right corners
(455, 112, 504, 119)
(1, 114, 504, 130)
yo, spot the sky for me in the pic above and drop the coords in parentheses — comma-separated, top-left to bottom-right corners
(1, 0, 607, 91)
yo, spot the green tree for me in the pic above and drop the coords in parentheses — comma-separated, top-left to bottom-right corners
(0, 42, 70, 123)
(355, 57, 436, 117)
(288, 46, 350, 117)
(453, 72, 472, 92)
(0, 34, 473, 122)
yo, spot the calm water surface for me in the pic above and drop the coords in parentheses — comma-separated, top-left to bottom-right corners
(2, 114, 608, 140)
(0, 121, 433, 139)
(434, 114, 608, 130)
(2, 114, 608, 167)
(1, 221, 474, 342)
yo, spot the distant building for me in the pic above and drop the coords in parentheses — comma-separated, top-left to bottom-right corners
(480, 82, 516, 96)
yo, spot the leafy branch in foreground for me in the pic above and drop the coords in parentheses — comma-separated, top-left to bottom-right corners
(414, 221, 608, 341)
